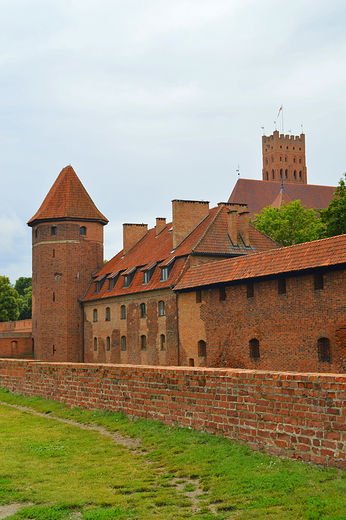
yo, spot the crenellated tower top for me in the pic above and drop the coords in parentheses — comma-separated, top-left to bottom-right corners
(262, 130, 307, 184)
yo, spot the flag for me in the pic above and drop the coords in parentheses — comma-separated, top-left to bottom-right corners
(277, 105, 283, 119)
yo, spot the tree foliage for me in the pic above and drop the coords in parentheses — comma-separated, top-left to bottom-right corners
(0, 276, 22, 322)
(14, 277, 32, 319)
(319, 173, 346, 237)
(252, 200, 325, 247)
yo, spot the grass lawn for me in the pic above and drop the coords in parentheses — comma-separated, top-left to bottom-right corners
(0, 387, 345, 519)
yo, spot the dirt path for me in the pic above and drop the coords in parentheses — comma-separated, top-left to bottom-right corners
(0, 401, 218, 516)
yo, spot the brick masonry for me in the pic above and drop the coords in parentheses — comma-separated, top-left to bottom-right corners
(0, 358, 345, 469)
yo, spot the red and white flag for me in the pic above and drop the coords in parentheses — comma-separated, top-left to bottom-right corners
(277, 105, 283, 119)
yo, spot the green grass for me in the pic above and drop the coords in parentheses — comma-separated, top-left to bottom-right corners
(0, 387, 345, 519)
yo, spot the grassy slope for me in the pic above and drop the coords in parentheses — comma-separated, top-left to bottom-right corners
(0, 387, 345, 520)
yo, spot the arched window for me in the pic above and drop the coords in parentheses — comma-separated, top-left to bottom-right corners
(160, 334, 166, 350)
(120, 305, 126, 319)
(105, 307, 110, 321)
(318, 337, 331, 362)
(265, 171, 268, 180)
(93, 309, 98, 322)
(140, 303, 146, 318)
(280, 156, 282, 162)
(299, 170, 302, 179)
(121, 336, 127, 351)
(106, 336, 111, 351)
(140, 335, 147, 350)
(293, 170, 297, 179)
(285, 169, 288, 179)
(272, 169, 275, 179)
(189, 358, 195, 367)
(249, 338, 260, 359)
(198, 340, 206, 357)
(93, 337, 98, 351)
(158, 300, 165, 316)
(80, 226, 87, 236)
(280, 169, 283, 179)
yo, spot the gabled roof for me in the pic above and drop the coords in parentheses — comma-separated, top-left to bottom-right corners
(28, 166, 108, 226)
(228, 179, 335, 218)
(174, 234, 346, 291)
(82, 203, 280, 302)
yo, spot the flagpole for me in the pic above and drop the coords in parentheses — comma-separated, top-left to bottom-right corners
(282, 104, 284, 134)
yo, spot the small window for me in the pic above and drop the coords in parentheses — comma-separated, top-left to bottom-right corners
(140, 303, 146, 318)
(278, 278, 286, 294)
(80, 226, 87, 236)
(196, 290, 202, 303)
(272, 169, 275, 179)
(219, 287, 226, 301)
(123, 270, 135, 288)
(299, 170, 302, 179)
(141, 335, 147, 350)
(94, 275, 107, 293)
(143, 271, 151, 284)
(105, 307, 110, 321)
(160, 334, 166, 350)
(249, 338, 260, 359)
(314, 273, 324, 291)
(189, 358, 195, 367)
(285, 169, 288, 179)
(280, 156, 282, 161)
(51, 226, 57, 236)
(108, 277, 117, 290)
(158, 300, 165, 316)
(52, 292, 55, 302)
(93, 309, 98, 322)
(293, 170, 297, 179)
(120, 305, 126, 319)
(121, 336, 127, 351)
(280, 168, 283, 179)
(198, 340, 206, 357)
(318, 337, 331, 362)
(35, 229, 38, 238)
(106, 336, 111, 351)
(93, 337, 98, 351)
(52, 249, 55, 258)
(247, 283, 254, 298)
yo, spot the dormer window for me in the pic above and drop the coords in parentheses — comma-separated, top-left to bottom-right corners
(143, 263, 156, 285)
(160, 259, 174, 282)
(94, 274, 108, 293)
(123, 268, 136, 288)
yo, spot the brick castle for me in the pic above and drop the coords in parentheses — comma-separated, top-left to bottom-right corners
(1, 131, 343, 373)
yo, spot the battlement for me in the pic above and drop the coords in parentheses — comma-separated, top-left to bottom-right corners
(262, 130, 305, 144)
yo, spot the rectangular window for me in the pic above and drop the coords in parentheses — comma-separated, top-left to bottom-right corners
(160, 267, 169, 281)
(196, 290, 202, 303)
(219, 287, 226, 301)
(278, 278, 286, 294)
(314, 273, 324, 291)
(247, 283, 254, 298)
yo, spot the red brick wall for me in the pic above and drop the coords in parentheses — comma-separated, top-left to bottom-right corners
(83, 288, 179, 365)
(177, 269, 346, 373)
(0, 320, 33, 358)
(0, 359, 345, 469)
(31, 221, 104, 363)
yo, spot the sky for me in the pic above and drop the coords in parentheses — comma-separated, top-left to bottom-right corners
(1, 0, 346, 284)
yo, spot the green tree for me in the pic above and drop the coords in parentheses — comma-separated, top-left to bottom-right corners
(14, 277, 32, 319)
(0, 276, 22, 322)
(320, 173, 346, 237)
(252, 200, 325, 247)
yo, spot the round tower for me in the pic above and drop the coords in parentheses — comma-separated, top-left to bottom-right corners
(27, 166, 108, 362)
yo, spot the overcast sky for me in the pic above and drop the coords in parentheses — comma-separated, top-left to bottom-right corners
(1, 0, 346, 284)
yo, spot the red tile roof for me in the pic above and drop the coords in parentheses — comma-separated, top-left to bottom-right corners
(174, 234, 346, 291)
(28, 166, 108, 226)
(82, 203, 280, 302)
(228, 179, 335, 218)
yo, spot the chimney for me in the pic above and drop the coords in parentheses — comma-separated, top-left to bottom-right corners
(227, 210, 238, 245)
(155, 217, 166, 236)
(172, 199, 209, 249)
(239, 211, 250, 247)
(123, 223, 148, 255)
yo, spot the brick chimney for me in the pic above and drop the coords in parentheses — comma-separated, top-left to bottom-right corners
(155, 217, 166, 236)
(123, 223, 148, 255)
(172, 200, 209, 249)
(239, 211, 250, 247)
(227, 210, 238, 245)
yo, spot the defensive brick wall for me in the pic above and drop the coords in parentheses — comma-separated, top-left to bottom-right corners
(0, 359, 345, 469)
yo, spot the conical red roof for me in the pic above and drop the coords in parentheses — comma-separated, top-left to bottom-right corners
(28, 166, 108, 226)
